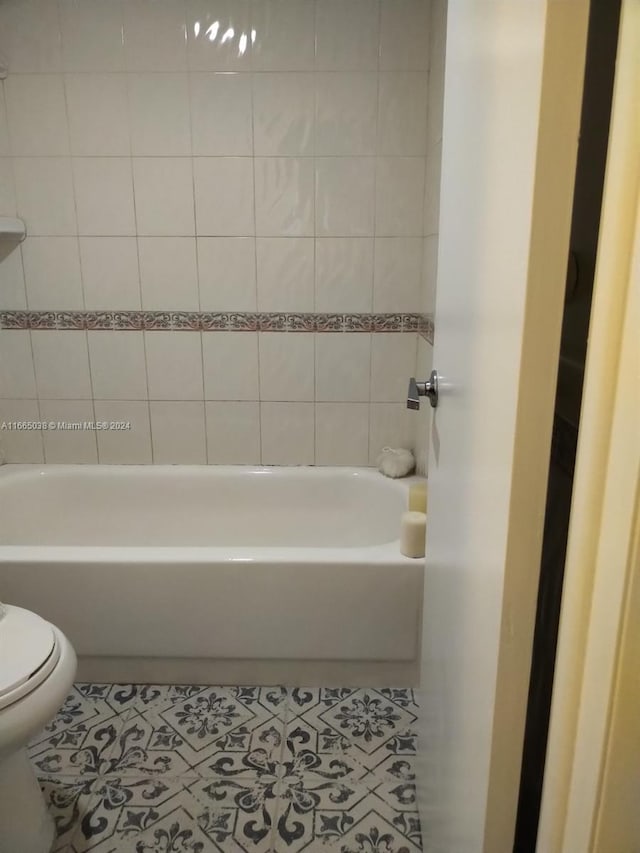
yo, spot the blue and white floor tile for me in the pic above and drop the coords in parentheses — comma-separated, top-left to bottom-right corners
(31, 685, 422, 852)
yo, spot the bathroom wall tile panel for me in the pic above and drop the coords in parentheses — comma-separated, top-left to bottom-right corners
(370, 333, 417, 402)
(4, 74, 69, 156)
(139, 237, 199, 311)
(0, 159, 16, 217)
(315, 158, 375, 237)
(150, 401, 207, 464)
(378, 73, 428, 156)
(0, 250, 27, 310)
(379, 0, 430, 71)
(197, 237, 257, 311)
(186, 0, 252, 71)
(22, 237, 83, 311)
(375, 158, 425, 237)
(315, 333, 371, 402)
(128, 73, 191, 155)
(259, 332, 314, 402)
(194, 157, 255, 236)
(133, 158, 195, 236)
(123, 0, 188, 72)
(315, 73, 378, 156)
(252, 73, 315, 156)
(421, 235, 438, 315)
(373, 237, 423, 313)
(202, 331, 259, 400)
(0, 0, 63, 72)
(58, 0, 125, 72)
(40, 399, 98, 463)
(260, 401, 314, 465)
(0, 89, 9, 156)
(251, 0, 315, 72)
(32, 330, 92, 399)
(256, 238, 314, 312)
(255, 158, 314, 237)
(423, 141, 443, 237)
(369, 402, 415, 465)
(73, 158, 136, 237)
(13, 158, 76, 236)
(88, 331, 148, 400)
(205, 400, 260, 464)
(0, 330, 37, 399)
(315, 0, 379, 71)
(145, 331, 204, 400)
(0, 400, 43, 462)
(65, 73, 131, 156)
(315, 238, 374, 313)
(315, 402, 370, 466)
(190, 73, 253, 156)
(80, 237, 141, 310)
(94, 400, 152, 464)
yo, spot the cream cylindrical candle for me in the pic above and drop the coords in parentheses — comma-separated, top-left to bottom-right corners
(400, 511, 426, 558)
(408, 482, 427, 514)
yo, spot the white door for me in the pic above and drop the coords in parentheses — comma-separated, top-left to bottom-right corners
(416, 3, 589, 851)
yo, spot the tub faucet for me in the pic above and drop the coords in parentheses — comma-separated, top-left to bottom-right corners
(407, 371, 439, 410)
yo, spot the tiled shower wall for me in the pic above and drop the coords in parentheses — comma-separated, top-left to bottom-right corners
(0, 0, 437, 466)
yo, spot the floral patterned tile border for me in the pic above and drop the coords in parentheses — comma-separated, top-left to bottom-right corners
(0, 311, 434, 343)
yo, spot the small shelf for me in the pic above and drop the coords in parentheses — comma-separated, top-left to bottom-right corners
(0, 217, 26, 242)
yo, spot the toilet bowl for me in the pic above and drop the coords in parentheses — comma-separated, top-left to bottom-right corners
(0, 604, 77, 853)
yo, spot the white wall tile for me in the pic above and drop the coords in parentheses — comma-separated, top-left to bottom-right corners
(80, 237, 141, 310)
(94, 400, 152, 464)
(22, 237, 83, 310)
(191, 73, 252, 155)
(315, 238, 373, 313)
(0, 249, 27, 310)
(40, 399, 98, 463)
(373, 237, 423, 312)
(316, 73, 377, 156)
(5, 74, 69, 156)
(59, 0, 125, 72)
(123, 0, 188, 72)
(145, 332, 204, 400)
(424, 141, 442, 236)
(133, 158, 195, 236)
(255, 158, 314, 237)
(379, 0, 430, 71)
(194, 157, 254, 236)
(128, 73, 191, 155)
(375, 158, 425, 236)
(315, 333, 371, 402)
(197, 237, 256, 311)
(259, 333, 314, 401)
(370, 333, 416, 402)
(65, 73, 130, 156)
(205, 401, 260, 464)
(32, 330, 92, 399)
(252, 73, 314, 156)
(316, 158, 375, 237)
(88, 331, 148, 400)
(0, 0, 63, 73)
(315, 402, 369, 466)
(0, 399, 43, 462)
(150, 401, 206, 463)
(139, 237, 199, 310)
(422, 234, 438, 314)
(369, 402, 414, 465)
(260, 401, 314, 465)
(186, 0, 252, 71)
(13, 158, 76, 236)
(315, 0, 379, 71)
(378, 73, 428, 156)
(0, 89, 9, 156)
(256, 238, 314, 312)
(251, 0, 315, 71)
(0, 330, 37, 398)
(202, 332, 259, 400)
(73, 158, 136, 236)
(0, 160, 16, 219)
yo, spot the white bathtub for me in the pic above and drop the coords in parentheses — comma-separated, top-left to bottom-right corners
(0, 465, 424, 685)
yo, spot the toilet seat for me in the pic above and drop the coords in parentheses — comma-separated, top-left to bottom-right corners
(0, 605, 61, 711)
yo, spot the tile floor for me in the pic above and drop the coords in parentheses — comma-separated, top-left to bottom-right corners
(30, 684, 422, 853)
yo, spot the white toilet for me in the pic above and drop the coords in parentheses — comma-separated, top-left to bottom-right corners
(0, 604, 77, 853)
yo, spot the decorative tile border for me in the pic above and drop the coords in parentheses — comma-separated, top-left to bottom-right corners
(0, 310, 434, 342)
